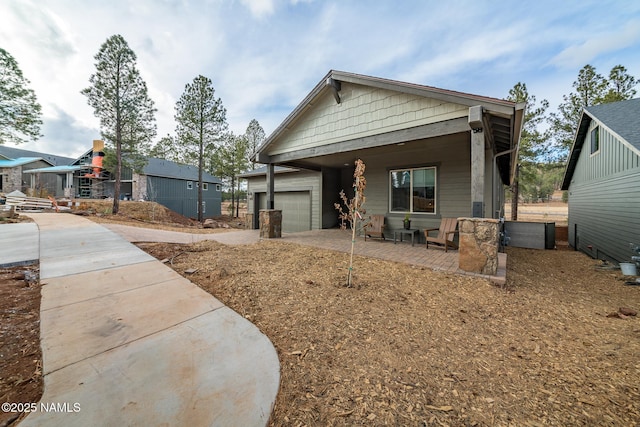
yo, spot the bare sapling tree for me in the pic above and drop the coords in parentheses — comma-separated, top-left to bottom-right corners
(334, 159, 366, 287)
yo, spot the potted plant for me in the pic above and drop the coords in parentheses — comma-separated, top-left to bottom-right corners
(403, 213, 411, 230)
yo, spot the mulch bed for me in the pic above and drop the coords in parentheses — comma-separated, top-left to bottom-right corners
(138, 240, 640, 426)
(0, 265, 42, 427)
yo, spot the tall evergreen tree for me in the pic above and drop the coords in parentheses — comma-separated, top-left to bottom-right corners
(213, 132, 249, 217)
(244, 118, 265, 170)
(548, 65, 607, 158)
(548, 64, 638, 160)
(602, 65, 637, 103)
(82, 34, 156, 214)
(149, 134, 180, 161)
(174, 75, 227, 222)
(506, 82, 550, 218)
(0, 48, 42, 145)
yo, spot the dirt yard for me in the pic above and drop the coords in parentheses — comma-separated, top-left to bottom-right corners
(0, 265, 42, 427)
(137, 240, 640, 426)
(3, 202, 640, 425)
(504, 201, 568, 225)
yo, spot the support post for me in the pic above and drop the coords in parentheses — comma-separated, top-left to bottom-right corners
(469, 106, 485, 217)
(64, 171, 73, 198)
(266, 163, 275, 210)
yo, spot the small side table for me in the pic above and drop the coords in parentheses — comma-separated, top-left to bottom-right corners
(393, 229, 419, 246)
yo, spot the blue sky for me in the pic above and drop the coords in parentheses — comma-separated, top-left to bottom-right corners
(1, 0, 639, 159)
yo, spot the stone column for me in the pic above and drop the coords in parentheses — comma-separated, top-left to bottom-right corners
(458, 217, 499, 275)
(259, 209, 282, 238)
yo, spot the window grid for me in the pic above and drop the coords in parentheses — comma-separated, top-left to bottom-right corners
(389, 166, 436, 215)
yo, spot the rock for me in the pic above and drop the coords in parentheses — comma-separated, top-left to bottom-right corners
(619, 307, 637, 316)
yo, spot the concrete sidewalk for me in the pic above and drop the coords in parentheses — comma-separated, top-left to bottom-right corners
(0, 222, 39, 267)
(12, 213, 279, 427)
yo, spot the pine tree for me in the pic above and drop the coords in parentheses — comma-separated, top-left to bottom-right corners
(213, 132, 249, 217)
(548, 64, 638, 160)
(174, 75, 227, 222)
(602, 65, 637, 103)
(506, 82, 550, 218)
(244, 119, 265, 170)
(82, 34, 156, 214)
(0, 48, 42, 144)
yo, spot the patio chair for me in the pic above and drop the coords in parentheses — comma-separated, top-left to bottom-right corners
(424, 218, 458, 252)
(364, 214, 386, 241)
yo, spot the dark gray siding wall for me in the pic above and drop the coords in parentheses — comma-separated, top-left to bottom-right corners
(147, 176, 221, 219)
(567, 122, 640, 262)
(359, 132, 472, 231)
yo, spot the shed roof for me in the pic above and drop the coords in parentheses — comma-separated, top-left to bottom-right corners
(23, 165, 84, 173)
(561, 97, 640, 190)
(238, 165, 300, 178)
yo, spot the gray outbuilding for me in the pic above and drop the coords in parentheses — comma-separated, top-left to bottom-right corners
(561, 98, 640, 263)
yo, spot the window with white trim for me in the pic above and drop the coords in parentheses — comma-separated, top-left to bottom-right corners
(216, 184, 221, 192)
(187, 181, 193, 190)
(590, 126, 600, 154)
(389, 167, 436, 214)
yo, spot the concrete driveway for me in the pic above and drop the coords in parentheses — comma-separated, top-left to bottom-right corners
(9, 213, 279, 427)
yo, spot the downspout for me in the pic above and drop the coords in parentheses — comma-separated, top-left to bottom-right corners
(492, 146, 518, 219)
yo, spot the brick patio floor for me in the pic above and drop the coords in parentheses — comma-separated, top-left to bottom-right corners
(281, 229, 506, 285)
(104, 224, 506, 285)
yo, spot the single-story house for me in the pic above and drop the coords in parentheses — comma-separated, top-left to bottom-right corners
(245, 70, 525, 234)
(0, 146, 74, 196)
(561, 97, 640, 263)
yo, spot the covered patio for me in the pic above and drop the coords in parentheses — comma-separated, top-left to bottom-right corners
(281, 229, 507, 285)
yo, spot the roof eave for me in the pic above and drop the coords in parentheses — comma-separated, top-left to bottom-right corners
(255, 70, 519, 160)
(561, 110, 592, 190)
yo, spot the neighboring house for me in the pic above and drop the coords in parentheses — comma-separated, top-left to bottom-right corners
(64, 149, 222, 219)
(246, 70, 525, 233)
(561, 98, 640, 263)
(1, 144, 223, 219)
(135, 157, 223, 219)
(0, 146, 74, 196)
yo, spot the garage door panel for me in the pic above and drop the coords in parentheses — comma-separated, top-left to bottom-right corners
(257, 191, 311, 233)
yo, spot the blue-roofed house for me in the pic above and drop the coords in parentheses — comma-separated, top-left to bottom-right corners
(1, 144, 223, 219)
(561, 98, 640, 263)
(0, 146, 74, 196)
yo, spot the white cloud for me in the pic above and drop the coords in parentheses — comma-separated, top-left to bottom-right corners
(1, 0, 639, 159)
(240, 0, 275, 18)
(549, 20, 640, 69)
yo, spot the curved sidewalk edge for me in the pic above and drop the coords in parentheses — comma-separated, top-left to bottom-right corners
(19, 213, 279, 427)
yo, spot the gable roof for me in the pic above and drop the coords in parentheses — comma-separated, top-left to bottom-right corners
(255, 70, 524, 185)
(0, 146, 75, 166)
(0, 157, 54, 168)
(143, 157, 222, 184)
(561, 98, 640, 190)
(585, 98, 640, 151)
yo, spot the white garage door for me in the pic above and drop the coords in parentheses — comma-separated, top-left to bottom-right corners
(259, 191, 311, 233)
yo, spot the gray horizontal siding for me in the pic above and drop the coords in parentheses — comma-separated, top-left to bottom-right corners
(246, 171, 321, 230)
(358, 133, 472, 231)
(148, 176, 221, 218)
(568, 120, 640, 263)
